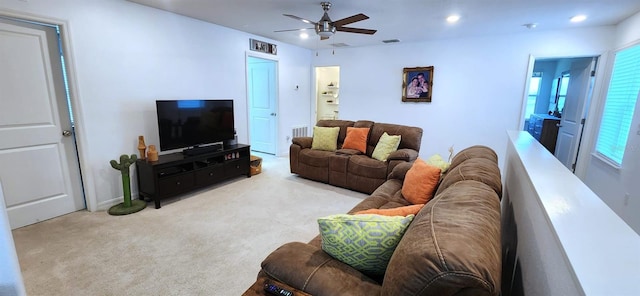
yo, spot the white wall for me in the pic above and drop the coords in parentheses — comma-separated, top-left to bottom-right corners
(0, 0, 312, 210)
(312, 27, 615, 167)
(582, 11, 640, 234)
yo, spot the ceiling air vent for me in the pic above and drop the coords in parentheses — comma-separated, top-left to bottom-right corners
(331, 43, 349, 47)
(382, 39, 400, 44)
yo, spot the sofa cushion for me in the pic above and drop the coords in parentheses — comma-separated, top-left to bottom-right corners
(348, 155, 388, 179)
(448, 145, 498, 172)
(342, 127, 370, 153)
(311, 126, 340, 151)
(317, 119, 356, 145)
(298, 149, 334, 167)
(435, 157, 502, 198)
(372, 132, 401, 161)
(318, 214, 415, 275)
(401, 158, 441, 205)
(367, 123, 423, 156)
(355, 204, 424, 217)
(382, 180, 502, 295)
(425, 154, 451, 172)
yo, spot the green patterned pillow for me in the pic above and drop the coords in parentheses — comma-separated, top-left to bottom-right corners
(372, 132, 402, 161)
(311, 126, 340, 151)
(318, 214, 414, 275)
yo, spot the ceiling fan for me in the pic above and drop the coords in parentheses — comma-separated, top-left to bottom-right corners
(275, 2, 377, 40)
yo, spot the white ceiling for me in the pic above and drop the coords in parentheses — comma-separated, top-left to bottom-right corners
(128, 0, 640, 50)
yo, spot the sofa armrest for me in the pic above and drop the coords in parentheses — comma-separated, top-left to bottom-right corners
(388, 161, 413, 181)
(261, 242, 381, 295)
(387, 148, 418, 162)
(292, 137, 313, 149)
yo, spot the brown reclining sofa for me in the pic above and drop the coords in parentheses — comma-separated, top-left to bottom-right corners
(245, 145, 503, 296)
(289, 119, 423, 194)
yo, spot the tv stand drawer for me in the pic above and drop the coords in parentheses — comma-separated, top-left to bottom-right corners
(224, 159, 249, 177)
(195, 165, 225, 186)
(158, 173, 195, 198)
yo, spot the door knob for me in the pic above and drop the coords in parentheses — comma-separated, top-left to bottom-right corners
(62, 130, 72, 137)
(270, 113, 277, 116)
(556, 124, 563, 127)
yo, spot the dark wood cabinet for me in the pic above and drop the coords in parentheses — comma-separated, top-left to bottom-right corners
(136, 144, 250, 208)
(527, 114, 560, 153)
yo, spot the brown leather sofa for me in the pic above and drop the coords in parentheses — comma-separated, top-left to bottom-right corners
(290, 120, 423, 194)
(247, 145, 502, 296)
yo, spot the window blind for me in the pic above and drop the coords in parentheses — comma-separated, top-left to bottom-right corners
(595, 44, 640, 166)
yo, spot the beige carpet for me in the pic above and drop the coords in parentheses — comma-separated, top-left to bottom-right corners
(11, 153, 367, 296)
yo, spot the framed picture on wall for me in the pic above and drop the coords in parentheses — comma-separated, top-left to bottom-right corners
(402, 66, 434, 102)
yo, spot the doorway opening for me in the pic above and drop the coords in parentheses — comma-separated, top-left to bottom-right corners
(315, 66, 340, 122)
(522, 56, 598, 173)
(246, 55, 278, 155)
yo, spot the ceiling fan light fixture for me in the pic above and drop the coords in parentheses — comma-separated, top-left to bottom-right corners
(315, 21, 336, 37)
(570, 15, 587, 23)
(446, 15, 460, 23)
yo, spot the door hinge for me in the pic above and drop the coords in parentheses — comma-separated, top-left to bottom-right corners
(591, 70, 596, 77)
(581, 118, 586, 124)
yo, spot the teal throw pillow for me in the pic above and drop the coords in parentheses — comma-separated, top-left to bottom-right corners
(318, 214, 414, 275)
(372, 132, 402, 161)
(311, 126, 340, 151)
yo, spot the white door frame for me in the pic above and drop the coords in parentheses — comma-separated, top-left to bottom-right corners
(0, 10, 96, 211)
(245, 51, 279, 155)
(519, 52, 607, 179)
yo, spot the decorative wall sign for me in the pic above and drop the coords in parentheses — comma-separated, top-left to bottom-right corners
(250, 38, 277, 55)
(402, 66, 434, 102)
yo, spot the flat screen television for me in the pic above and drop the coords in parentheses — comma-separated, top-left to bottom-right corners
(156, 99, 234, 152)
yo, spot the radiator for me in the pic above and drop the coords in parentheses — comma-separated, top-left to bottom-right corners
(292, 126, 308, 138)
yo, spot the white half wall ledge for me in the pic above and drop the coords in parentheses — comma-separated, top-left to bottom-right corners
(502, 131, 640, 296)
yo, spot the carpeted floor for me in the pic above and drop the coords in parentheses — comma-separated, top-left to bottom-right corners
(11, 153, 367, 296)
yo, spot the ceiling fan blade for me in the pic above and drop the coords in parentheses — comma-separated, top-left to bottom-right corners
(336, 27, 377, 35)
(333, 13, 369, 27)
(283, 14, 317, 25)
(274, 28, 314, 33)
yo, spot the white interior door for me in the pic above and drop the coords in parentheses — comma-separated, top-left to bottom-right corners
(555, 57, 597, 171)
(247, 56, 277, 154)
(0, 18, 85, 229)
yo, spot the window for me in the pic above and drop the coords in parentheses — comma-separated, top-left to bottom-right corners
(595, 44, 640, 166)
(524, 72, 543, 119)
(555, 73, 570, 113)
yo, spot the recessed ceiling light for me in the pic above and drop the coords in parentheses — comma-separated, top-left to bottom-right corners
(447, 15, 460, 23)
(300, 32, 309, 39)
(570, 15, 587, 23)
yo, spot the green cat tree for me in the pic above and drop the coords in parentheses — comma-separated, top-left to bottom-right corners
(108, 154, 146, 215)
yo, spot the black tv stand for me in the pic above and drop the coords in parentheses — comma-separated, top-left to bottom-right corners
(182, 143, 223, 156)
(136, 144, 250, 208)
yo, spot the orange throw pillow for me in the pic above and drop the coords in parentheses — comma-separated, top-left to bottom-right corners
(402, 158, 441, 204)
(341, 127, 370, 153)
(355, 204, 425, 216)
